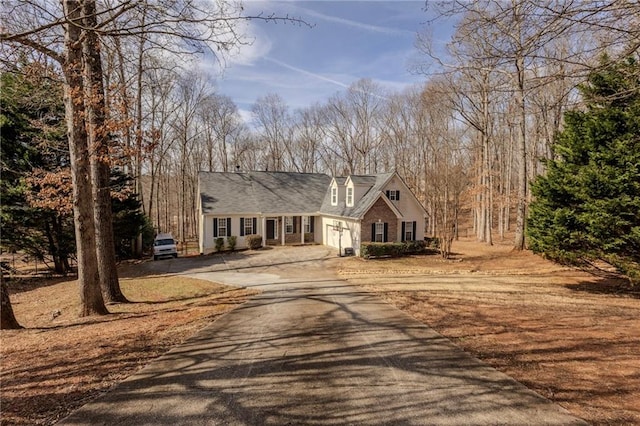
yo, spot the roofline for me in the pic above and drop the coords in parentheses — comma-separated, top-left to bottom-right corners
(393, 172, 429, 217)
(356, 192, 403, 220)
(351, 172, 397, 218)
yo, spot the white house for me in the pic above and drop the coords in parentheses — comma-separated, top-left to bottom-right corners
(197, 170, 427, 256)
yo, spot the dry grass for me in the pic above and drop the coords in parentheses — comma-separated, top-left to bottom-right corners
(337, 239, 640, 426)
(1, 273, 258, 425)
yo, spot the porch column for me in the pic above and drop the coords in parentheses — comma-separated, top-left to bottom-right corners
(261, 216, 266, 247)
(301, 216, 305, 244)
(281, 215, 286, 246)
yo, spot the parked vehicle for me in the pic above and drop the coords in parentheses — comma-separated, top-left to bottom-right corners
(153, 233, 178, 260)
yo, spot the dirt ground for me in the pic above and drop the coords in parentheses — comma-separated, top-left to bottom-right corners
(337, 239, 640, 426)
(2, 241, 639, 425)
(0, 264, 257, 425)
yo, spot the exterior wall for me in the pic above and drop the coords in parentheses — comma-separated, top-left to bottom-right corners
(382, 175, 426, 240)
(200, 215, 317, 251)
(321, 216, 361, 255)
(201, 214, 263, 254)
(362, 198, 399, 242)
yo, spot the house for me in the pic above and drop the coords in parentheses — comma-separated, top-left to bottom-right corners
(197, 170, 427, 256)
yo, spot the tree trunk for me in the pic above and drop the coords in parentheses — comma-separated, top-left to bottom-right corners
(82, 0, 128, 303)
(513, 53, 528, 251)
(62, 0, 108, 317)
(1, 275, 22, 329)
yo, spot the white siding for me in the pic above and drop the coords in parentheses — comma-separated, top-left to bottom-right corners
(321, 216, 361, 255)
(383, 175, 426, 240)
(201, 215, 263, 254)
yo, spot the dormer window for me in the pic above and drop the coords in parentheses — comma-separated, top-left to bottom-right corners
(346, 187, 353, 206)
(331, 186, 338, 206)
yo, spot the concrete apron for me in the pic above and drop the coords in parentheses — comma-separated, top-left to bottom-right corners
(59, 256, 587, 425)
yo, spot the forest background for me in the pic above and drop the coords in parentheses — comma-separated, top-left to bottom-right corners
(1, 1, 639, 325)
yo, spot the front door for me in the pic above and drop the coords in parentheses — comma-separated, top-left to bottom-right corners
(266, 219, 276, 240)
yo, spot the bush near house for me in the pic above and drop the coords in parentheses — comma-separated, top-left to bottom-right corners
(215, 237, 224, 252)
(227, 236, 237, 251)
(424, 237, 440, 250)
(361, 240, 428, 259)
(246, 234, 263, 250)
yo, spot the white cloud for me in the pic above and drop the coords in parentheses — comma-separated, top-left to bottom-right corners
(226, 22, 274, 67)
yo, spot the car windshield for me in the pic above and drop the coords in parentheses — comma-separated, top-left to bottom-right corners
(154, 239, 174, 246)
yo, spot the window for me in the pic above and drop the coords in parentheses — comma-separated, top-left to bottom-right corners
(244, 218, 254, 236)
(217, 218, 228, 237)
(403, 221, 416, 241)
(331, 186, 338, 206)
(375, 222, 385, 242)
(285, 216, 294, 234)
(346, 187, 353, 206)
(387, 190, 400, 201)
(304, 216, 311, 233)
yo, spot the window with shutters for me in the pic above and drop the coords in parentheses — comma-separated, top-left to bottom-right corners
(375, 222, 384, 242)
(218, 218, 228, 237)
(388, 190, 398, 201)
(285, 216, 294, 234)
(404, 221, 414, 241)
(244, 218, 254, 236)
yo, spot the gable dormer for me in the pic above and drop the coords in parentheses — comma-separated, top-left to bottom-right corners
(330, 177, 347, 206)
(330, 180, 338, 206)
(345, 175, 377, 207)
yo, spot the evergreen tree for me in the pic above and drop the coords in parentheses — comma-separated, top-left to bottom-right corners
(528, 56, 640, 281)
(0, 65, 74, 274)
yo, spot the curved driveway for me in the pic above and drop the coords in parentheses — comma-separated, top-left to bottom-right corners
(60, 246, 585, 425)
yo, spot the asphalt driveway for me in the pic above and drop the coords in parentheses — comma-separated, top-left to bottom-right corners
(59, 246, 586, 425)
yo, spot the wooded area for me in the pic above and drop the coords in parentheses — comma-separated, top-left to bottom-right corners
(1, 0, 639, 327)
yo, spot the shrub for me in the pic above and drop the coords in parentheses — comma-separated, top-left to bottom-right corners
(424, 237, 440, 249)
(227, 235, 237, 251)
(245, 234, 262, 250)
(360, 240, 428, 259)
(215, 237, 225, 252)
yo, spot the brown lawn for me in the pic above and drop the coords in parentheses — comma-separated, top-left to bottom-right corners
(336, 238, 640, 426)
(0, 267, 257, 425)
(2, 241, 639, 425)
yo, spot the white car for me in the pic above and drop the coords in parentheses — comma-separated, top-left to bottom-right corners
(153, 233, 178, 260)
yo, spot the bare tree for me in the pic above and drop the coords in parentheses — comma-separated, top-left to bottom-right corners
(200, 94, 243, 172)
(252, 93, 293, 171)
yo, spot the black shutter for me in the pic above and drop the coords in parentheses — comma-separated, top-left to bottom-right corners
(213, 218, 218, 238)
(371, 223, 376, 242)
(253, 218, 257, 234)
(240, 218, 245, 236)
(383, 223, 388, 242)
(396, 190, 400, 200)
(293, 216, 297, 233)
(401, 222, 406, 242)
(227, 217, 232, 237)
(310, 217, 315, 233)
(385, 190, 390, 199)
(412, 221, 417, 241)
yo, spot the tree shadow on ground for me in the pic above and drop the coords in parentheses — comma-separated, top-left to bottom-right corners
(565, 276, 639, 299)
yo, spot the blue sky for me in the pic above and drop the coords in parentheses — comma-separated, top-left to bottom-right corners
(205, 1, 454, 120)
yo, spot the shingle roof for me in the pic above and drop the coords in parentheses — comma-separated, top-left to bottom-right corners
(199, 170, 398, 219)
(319, 172, 395, 219)
(199, 171, 332, 215)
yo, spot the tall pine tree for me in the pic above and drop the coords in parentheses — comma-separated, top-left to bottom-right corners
(528, 56, 640, 281)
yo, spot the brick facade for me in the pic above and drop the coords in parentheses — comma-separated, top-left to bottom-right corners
(362, 197, 398, 242)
